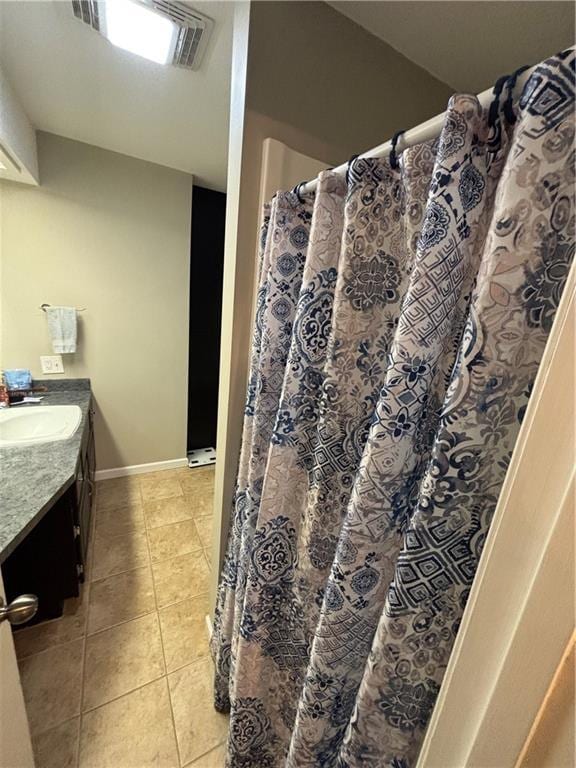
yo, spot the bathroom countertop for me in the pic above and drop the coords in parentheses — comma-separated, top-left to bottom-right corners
(0, 379, 92, 564)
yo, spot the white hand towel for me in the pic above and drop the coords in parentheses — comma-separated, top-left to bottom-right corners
(45, 306, 77, 353)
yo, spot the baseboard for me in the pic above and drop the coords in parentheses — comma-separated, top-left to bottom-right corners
(95, 458, 189, 481)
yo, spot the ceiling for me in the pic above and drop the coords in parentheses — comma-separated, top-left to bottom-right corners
(0, 2, 573, 190)
(328, 1, 575, 92)
(0, 0, 233, 190)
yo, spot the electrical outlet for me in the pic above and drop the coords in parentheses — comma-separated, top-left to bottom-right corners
(40, 355, 64, 374)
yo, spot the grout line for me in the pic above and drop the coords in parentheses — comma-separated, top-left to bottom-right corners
(17, 547, 211, 654)
(76, 634, 87, 768)
(88, 561, 153, 588)
(203, 548, 213, 572)
(24, 470, 215, 768)
(155, 590, 210, 614)
(90, 557, 150, 584)
(85, 605, 163, 640)
(86, 601, 156, 638)
(15, 627, 86, 662)
(85, 589, 210, 639)
(149, 545, 205, 567)
(145, 516, 194, 532)
(76, 512, 98, 768)
(143, 499, 183, 768)
(180, 739, 228, 768)
(80, 669, 167, 716)
(163, 650, 213, 678)
(77, 493, 100, 768)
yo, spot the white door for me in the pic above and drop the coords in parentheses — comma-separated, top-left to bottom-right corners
(0, 570, 35, 768)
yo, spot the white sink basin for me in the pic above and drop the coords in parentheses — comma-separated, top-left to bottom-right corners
(0, 405, 82, 447)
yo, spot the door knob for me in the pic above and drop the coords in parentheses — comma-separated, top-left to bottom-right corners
(0, 594, 38, 625)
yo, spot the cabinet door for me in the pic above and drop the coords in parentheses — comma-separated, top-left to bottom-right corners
(4, 488, 79, 621)
(0, 573, 34, 767)
(76, 407, 95, 572)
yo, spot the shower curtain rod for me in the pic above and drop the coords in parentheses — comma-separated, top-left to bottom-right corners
(298, 63, 537, 196)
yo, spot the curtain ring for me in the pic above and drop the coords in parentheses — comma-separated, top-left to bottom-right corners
(345, 154, 360, 186)
(293, 182, 307, 203)
(389, 130, 405, 170)
(488, 74, 510, 128)
(503, 64, 530, 124)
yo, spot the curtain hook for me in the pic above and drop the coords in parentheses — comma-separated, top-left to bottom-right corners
(293, 182, 308, 203)
(503, 65, 530, 124)
(488, 74, 510, 128)
(389, 130, 405, 170)
(345, 154, 360, 186)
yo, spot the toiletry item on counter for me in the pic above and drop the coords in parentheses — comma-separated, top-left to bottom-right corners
(45, 306, 77, 353)
(4, 369, 32, 390)
(0, 375, 10, 408)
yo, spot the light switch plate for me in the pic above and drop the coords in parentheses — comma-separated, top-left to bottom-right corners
(40, 355, 64, 374)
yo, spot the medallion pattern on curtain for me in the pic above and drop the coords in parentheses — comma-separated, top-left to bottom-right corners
(212, 49, 575, 768)
(213, 191, 314, 709)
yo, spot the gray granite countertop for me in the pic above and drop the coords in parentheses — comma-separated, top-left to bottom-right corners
(0, 379, 92, 563)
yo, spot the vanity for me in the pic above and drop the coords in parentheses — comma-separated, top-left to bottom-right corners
(0, 379, 94, 623)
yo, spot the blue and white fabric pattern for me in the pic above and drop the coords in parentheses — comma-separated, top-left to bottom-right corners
(212, 49, 575, 768)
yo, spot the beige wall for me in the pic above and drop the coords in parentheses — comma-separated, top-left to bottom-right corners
(247, 1, 453, 157)
(213, 1, 454, 583)
(0, 131, 192, 470)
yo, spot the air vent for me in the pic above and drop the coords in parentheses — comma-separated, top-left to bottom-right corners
(151, 0, 212, 69)
(72, 0, 100, 31)
(71, 0, 213, 70)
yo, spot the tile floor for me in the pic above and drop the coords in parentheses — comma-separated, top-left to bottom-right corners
(13, 466, 228, 768)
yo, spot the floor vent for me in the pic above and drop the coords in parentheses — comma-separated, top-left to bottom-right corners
(187, 447, 216, 468)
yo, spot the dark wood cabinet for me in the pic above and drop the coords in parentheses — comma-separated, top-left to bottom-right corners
(74, 407, 96, 579)
(3, 406, 95, 623)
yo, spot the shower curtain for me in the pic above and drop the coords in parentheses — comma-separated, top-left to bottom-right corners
(212, 49, 575, 768)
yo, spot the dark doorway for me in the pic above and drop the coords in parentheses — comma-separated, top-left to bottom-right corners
(187, 185, 226, 453)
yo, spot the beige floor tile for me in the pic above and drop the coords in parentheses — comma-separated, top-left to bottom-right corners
(194, 516, 214, 549)
(83, 613, 165, 711)
(14, 586, 89, 659)
(96, 477, 141, 511)
(168, 658, 229, 766)
(178, 467, 215, 495)
(144, 496, 194, 529)
(19, 638, 84, 735)
(188, 741, 227, 767)
(159, 595, 210, 672)
(188, 494, 215, 518)
(91, 529, 149, 581)
(139, 471, 183, 502)
(88, 566, 155, 634)
(79, 678, 179, 768)
(32, 717, 80, 768)
(204, 547, 213, 569)
(152, 551, 210, 609)
(147, 520, 203, 562)
(95, 503, 145, 539)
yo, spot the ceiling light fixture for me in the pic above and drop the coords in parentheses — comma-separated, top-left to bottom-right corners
(102, 0, 178, 65)
(72, 0, 214, 70)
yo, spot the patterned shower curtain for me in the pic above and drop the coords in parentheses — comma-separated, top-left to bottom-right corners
(212, 49, 575, 768)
